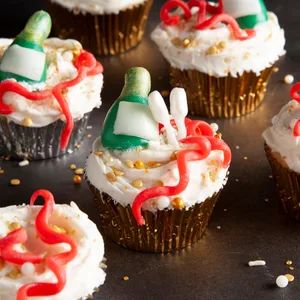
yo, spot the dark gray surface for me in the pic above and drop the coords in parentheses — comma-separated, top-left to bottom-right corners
(1, 1, 300, 299)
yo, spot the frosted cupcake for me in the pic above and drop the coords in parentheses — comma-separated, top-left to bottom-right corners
(152, 0, 285, 118)
(263, 83, 300, 220)
(86, 67, 231, 253)
(46, 0, 153, 56)
(0, 11, 103, 160)
(0, 189, 106, 300)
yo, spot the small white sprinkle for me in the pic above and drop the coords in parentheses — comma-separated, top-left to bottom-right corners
(210, 123, 219, 134)
(157, 196, 170, 210)
(87, 126, 93, 130)
(248, 260, 266, 267)
(235, 145, 240, 150)
(216, 225, 221, 230)
(21, 262, 35, 277)
(235, 178, 239, 182)
(284, 74, 294, 84)
(264, 198, 269, 202)
(223, 208, 228, 212)
(67, 149, 73, 154)
(276, 275, 289, 288)
(19, 159, 29, 167)
(268, 175, 273, 179)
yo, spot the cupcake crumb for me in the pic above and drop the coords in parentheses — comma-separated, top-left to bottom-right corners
(284, 74, 294, 84)
(248, 260, 266, 267)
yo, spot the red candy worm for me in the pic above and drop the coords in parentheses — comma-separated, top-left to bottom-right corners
(160, 0, 255, 41)
(132, 118, 231, 226)
(0, 51, 103, 150)
(290, 83, 300, 136)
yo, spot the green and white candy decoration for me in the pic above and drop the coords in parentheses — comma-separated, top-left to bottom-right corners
(0, 10, 51, 84)
(222, 0, 268, 29)
(101, 67, 160, 151)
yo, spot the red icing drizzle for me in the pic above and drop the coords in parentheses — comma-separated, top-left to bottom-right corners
(160, 0, 255, 41)
(290, 83, 300, 136)
(132, 118, 231, 226)
(0, 190, 78, 300)
(0, 51, 103, 150)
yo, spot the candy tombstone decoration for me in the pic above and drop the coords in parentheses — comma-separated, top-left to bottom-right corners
(87, 67, 232, 253)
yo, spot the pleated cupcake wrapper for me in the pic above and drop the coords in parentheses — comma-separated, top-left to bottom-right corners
(88, 181, 220, 253)
(47, 0, 153, 56)
(265, 144, 300, 221)
(0, 113, 90, 160)
(170, 66, 274, 118)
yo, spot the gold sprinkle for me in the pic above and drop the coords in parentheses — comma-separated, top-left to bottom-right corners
(285, 274, 295, 282)
(286, 260, 293, 266)
(0, 168, 4, 174)
(106, 172, 117, 182)
(73, 175, 82, 185)
(155, 180, 164, 187)
(134, 160, 145, 169)
(112, 168, 124, 177)
(171, 37, 197, 48)
(147, 161, 161, 168)
(6, 267, 22, 279)
(172, 197, 185, 210)
(74, 168, 84, 175)
(8, 222, 21, 231)
(69, 164, 77, 170)
(94, 151, 104, 157)
(273, 67, 279, 73)
(51, 224, 67, 234)
(244, 156, 248, 160)
(161, 90, 170, 98)
(206, 45, 219, 55)
(131, 179, 143, 189)
(209, 171, 218, 182)
(123, 275, 129, 281)
(22, 117, 33, 127)
(75, 144, 81, 149)
(10, 179, 21, 186)
(289, 266, 295, 270)
(125, 160, 134, 168)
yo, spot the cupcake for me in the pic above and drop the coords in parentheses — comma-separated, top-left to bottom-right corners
(263, 83, 300, 221)
(151, 0, 285, 118)
(0, 189, 106, 300)
(46, 0, 153, 56)
(0, 11, 103, 160)
(86, 67, 231, 253)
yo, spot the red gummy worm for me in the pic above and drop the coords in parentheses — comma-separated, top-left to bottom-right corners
(161, 0, 192, 26)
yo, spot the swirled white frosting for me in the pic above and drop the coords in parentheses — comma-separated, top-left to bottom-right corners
(0, 202, 106, 300)
(263, 100, 300, 173)
(49, 0, 147, 15)
(86, 137, 229, 211)
(0, 38, 103, 127)
(151, 12, 285, 78)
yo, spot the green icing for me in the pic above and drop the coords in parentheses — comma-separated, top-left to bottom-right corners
(101, 67, 152, 151)
(0, 10, 51, 84)
(236, 0, 268, 29)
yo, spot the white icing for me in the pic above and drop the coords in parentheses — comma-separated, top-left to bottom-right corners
(50, 0, 147, 15)
(0, 202, 106, 300)
(114, 102, 160, 142)
(263, 100, 300, 173)
(0, 38, 103, 127)
(223, 0, 263, 18)
(0, 45, 46, 81)
(151, 12, 285, 78)
(86, 138, 229, 211)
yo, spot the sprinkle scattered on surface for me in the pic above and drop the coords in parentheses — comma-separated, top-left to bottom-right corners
(273, 67, 279, 73)
(264, 198, 269, 203)
(235, 145, 240, 150)
(248, 260, 266, 267)
(10, 179, 21, 186)
(284, 74, 294, 84)
(276, 275, 289, 288)
(74, 168, 84, 175)
(68, 149, 73, 154)
(244, 156, 248, 160)
(0, 168, 4, 174)
(73, 175, 82, 185)
(217, 226, 221, 230)
(123, 276, 129, 281)
(286, 260, 293, 266)
(235, 179, 239, 182)
(285, 274, 295, 282)
(69, 164, 77, 170)
(19, 160, 29, 167)
(87, 134, 92, 138)
(87, 126, 93, 130)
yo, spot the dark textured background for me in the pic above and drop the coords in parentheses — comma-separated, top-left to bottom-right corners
(1, 1, 300, 299)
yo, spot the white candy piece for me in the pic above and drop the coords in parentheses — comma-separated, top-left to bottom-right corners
(148, 91, 178, 147)
(210, 123, 219, 134)
(157, 196, 170, 210)
(21, 262, 36, 277)
(276, 275, 289, 288)
(284, 74, 294, 84)
(248, 260, 266, 267)
(170, 88, 188, 140)
(19, 159, 29, 167)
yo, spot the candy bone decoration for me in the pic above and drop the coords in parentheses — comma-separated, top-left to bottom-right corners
(0, 190, 77, 300)
(0, 11, 51, 84)
(160, 0, 269, 40)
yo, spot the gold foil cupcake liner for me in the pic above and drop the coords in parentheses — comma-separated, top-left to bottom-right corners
(88, 181, 220, 253)
(170, 67, 275, 118)
(265, 144, 300, 221)
(47, 0, 153, 56)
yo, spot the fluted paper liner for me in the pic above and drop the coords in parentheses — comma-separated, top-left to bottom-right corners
(265, 144, 300, 221)
(47, 0, 153, 56)
(170, 67, 274, 118)
(0, 113, 90, 160)
(88, 181, 220, 253)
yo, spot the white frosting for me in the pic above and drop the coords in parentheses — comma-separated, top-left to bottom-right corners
(263, 100, 300, 173)
(86, 138, 229, 211)
(0, 38, 103, 127)
(50, 0, 147, 15)
(151, 12, 285, 78)
(0, 202, 106, 300)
